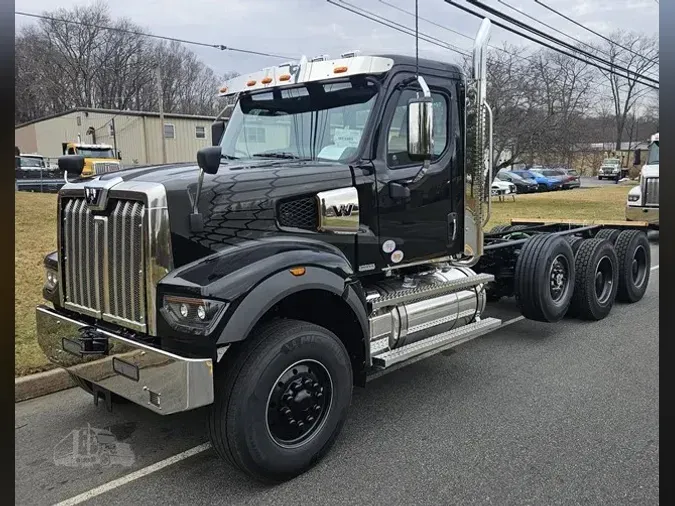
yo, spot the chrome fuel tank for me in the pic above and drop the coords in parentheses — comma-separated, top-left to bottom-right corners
(367, 266, 487, 349)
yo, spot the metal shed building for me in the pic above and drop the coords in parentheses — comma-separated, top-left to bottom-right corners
(15, 108, 221, 167)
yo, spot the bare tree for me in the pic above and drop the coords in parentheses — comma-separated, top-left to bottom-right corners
(15, 0, 236, 124)
(593, 32, 659, 150)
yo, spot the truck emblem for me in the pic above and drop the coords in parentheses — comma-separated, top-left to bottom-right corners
(84, 188, 100, 206)
(331, 204, 354, 217)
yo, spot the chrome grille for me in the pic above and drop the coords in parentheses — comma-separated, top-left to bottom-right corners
(642, 177, 659, 206)
(93, 162, 120, 175)
(61, 197, 147, 332)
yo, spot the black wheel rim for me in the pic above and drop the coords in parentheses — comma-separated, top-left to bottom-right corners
(266, 360, 333, 448)
(549, 254, 570, 303)
(594, 255, 614, 304)
(631, 245, 648, 288)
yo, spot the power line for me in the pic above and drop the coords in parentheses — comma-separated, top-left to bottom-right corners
(377, 0, 625, 97)
(329, 0, 628, 107)
(15, 11, 295, 60)
(464, 0, 658, 86)
(450, 0, 658, 89)
(497, 0, 659, 79)
(532, 0, 656, 61)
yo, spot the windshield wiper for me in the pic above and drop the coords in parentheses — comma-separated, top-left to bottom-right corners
(251, 152, 305, 160)
(221, 154, 239, 160)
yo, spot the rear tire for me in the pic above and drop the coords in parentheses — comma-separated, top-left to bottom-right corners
(567, 239, 618, 320)
(565, 235, 584, 256)
(515, 234, 575, 322)
(489, 224, 511, 234)
(207, 319, 353, 483)
(614, 230, 651, 303)
(595, 228, 621, 244)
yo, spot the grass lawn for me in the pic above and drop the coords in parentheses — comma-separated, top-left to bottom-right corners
(14, 183, 634, 376)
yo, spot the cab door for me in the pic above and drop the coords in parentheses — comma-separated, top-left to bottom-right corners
(371, 72, 460, 267)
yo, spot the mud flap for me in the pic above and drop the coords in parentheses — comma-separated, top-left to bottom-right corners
(92, 383, 113, 413)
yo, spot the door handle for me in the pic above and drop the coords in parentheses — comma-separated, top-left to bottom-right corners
(389, 181, 411, 199)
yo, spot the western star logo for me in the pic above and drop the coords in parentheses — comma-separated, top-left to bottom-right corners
(331, 204, 354, 217)
(84, 187, 100, 205)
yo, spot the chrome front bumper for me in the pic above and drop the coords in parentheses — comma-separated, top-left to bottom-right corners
(36, 305, 214, 414)
(626, 205, 659, 226)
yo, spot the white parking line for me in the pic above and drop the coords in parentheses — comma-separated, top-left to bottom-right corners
(53, 443, 212, 506)
(54, 265, 660, 506)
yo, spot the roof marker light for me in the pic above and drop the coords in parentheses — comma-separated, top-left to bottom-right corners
(246, 80, 257, 86)
(279, 74, 291, 81)
(333, 66, 348, 74)
(261, 77, 273, 84)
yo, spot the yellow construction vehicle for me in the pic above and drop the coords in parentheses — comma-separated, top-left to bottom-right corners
(61, 142, 122, 178)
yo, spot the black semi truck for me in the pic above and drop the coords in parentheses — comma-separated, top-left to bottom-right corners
(37, 19, 651, 483)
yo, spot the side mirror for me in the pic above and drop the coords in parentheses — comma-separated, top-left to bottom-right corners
(407, 97, 433, 162)
(211, 120, 226, 146)
(197, 146, 222, 175)
(58, 155, 85, 176)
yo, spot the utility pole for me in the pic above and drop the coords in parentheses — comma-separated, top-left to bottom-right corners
(111, 117, 118, 156)
(155, 65, 167, 164)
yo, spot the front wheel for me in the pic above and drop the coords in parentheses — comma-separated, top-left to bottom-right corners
(208, 319, 353, 483)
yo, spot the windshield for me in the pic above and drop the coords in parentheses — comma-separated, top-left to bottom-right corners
(18, 156, 44, 168)
(77, 148, 115, 158)
(516, 170, 536, 180)
(647, 141, 659, 165)
(542, 169, 560, 177)
(220, 79, 379, 162)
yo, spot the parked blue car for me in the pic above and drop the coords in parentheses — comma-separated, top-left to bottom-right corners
(511, 169, 563, 192)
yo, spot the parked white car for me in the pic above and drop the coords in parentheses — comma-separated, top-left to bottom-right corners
(491, 180, 516, 196)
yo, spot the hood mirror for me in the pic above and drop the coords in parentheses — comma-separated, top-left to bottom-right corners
(197, 146, 222, 175)
(58, 155, 85, 183)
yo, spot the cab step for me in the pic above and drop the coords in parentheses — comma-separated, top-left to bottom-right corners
(368, 317, 502, 375)
(369, 273, 494, 311)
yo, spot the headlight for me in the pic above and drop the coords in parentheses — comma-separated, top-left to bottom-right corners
(160, 295, 228, 335)
(628, 194, 640, 202)
(44, 267, 58, 291)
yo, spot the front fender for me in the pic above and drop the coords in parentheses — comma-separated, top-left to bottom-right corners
(215, 265, 369, 346)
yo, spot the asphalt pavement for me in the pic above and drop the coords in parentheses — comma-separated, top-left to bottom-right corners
(579, 176, 626, 188)
(15, 240, 659, 506)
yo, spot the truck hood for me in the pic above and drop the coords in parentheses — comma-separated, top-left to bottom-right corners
(97, 158, 356, 266)
(640, 164, 659, 178)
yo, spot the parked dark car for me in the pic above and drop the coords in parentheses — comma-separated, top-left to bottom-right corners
(511, 169, 563, 191)
(550, 168, 581, 189)
(496, 170, 538, 193)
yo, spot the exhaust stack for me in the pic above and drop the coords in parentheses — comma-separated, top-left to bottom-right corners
(463, 18, 492, 261)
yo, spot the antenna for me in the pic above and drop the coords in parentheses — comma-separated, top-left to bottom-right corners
(415, 0, 419, 77)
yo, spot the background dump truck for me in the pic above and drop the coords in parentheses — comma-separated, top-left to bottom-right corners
(626, 132, 659, 228)
(38, 18, 652, 484)
(61, 141, 122, 177)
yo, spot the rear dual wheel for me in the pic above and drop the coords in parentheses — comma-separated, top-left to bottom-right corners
(567, 239, 618, 320)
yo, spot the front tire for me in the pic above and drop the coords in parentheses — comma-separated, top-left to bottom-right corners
(208, 319, 353, 483)
(515, 234, 576, 322)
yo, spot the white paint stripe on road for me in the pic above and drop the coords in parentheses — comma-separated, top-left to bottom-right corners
(53, 263, 660, 506)
(53, 443, 212, 506)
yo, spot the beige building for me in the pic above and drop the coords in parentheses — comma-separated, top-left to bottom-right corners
(15, 108, 223, 166)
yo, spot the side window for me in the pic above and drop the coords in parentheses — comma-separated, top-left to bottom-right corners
(386, 88, 448, 168)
